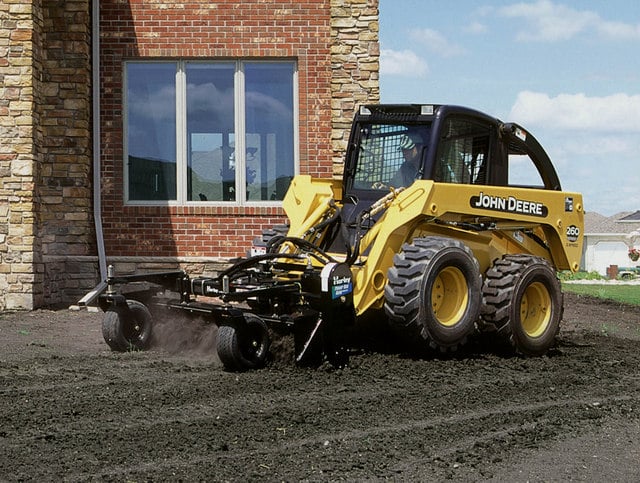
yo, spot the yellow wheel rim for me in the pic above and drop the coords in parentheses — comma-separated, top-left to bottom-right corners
(431, 266, 469, 327)
(520, 281, 552, 337)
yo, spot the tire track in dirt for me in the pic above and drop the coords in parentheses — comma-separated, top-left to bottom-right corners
(4, 343, 640, 481)
(52, 393, 640, 482)
(2, 301, 640, 481)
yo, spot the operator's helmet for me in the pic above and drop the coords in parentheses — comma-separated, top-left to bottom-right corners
(398, 132, 423, 151)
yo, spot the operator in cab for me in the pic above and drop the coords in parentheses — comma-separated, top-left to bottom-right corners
(390, 133, 424, 187)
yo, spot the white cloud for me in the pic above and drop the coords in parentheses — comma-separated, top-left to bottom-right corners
(186, 82, 234, 117)
(546, 135, 640, 215)
(475, 6, 495, 17)
(499, 0, 597, 41)
(409, 28, 466, 57)
(597, 20, 640, 40)
(129, 84, 176, 121)
(509, 91, 640, 132)
(380, 49, 428, 77)
(508, 91, 640, 215)
(498, 0, 640, 42)
(464, 21, 488, 35)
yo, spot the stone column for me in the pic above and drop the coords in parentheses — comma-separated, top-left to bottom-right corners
(38, 0, 94, 307)
(0, 0, 93, 310)
(330, 0, 380, 178)
(0, 0, 43, 310)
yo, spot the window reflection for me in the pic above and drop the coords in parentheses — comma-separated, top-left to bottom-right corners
(245, 63, 295, 201)
(126, 62, 177, 200)
(186, 63, 235, 201)
(125, 61, 296, 204)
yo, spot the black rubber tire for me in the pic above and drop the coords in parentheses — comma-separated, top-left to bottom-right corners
(217, 314, 271, 371)
(384, 236, 482, 352)
(262, 224, 289, 242)
(102, 299, 153, 352)
(252, 224, 289, 252)
(481, 254, 563, 356)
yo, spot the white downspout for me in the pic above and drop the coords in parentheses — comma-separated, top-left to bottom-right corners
(77, 0, 107, 306)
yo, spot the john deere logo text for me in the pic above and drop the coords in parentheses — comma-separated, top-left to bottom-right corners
(470, 192, 548, 217)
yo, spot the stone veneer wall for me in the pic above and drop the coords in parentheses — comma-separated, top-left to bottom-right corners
(0, 0, 94, 310)
(38, 1, 95, 307)
(0, 0, 43, 310)
(330, 0, 380, 176)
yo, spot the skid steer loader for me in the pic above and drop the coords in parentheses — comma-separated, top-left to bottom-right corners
(96, 104, 584, 371)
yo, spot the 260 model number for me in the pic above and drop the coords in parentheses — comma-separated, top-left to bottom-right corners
(566, 225, 580, 242)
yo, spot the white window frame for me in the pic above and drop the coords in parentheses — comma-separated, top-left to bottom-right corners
(123, 59, 299, 206)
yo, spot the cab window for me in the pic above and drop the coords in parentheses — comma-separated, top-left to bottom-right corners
(434, 118, 492, 185)
(352, 124, 430, 190)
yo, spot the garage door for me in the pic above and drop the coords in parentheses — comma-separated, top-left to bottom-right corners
(590, 241, 630, 275)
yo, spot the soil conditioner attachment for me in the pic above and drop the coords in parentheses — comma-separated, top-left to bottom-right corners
(95, 104, 584, 371)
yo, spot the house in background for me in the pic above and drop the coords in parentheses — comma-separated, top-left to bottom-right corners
(582, 211, 640, 276)
(0, 0, 380, 310)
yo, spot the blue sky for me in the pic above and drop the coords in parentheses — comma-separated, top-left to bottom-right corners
(379, 0, 640, 216)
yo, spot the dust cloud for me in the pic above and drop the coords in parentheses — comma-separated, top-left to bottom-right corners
(150, 310, 219, 361)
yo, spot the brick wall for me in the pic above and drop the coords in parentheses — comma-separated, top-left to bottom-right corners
(0, 0, 378, 309)
(100, 0, 379, 260)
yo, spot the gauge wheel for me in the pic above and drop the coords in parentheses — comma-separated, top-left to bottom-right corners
(217, 314, 271, 371)
(102, 299, 153, 351)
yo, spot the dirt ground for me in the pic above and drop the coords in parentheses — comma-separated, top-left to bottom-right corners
(1, 291, 640, 482)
